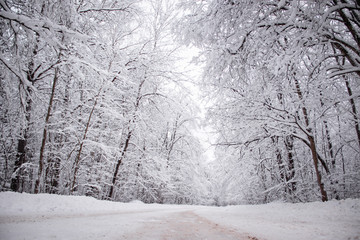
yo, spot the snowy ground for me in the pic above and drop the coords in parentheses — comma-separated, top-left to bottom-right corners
(0, 192, 359, 240)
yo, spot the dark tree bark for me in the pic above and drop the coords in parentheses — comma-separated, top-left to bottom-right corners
(108, 129, 132, 200)
(11, 137, 28, 191)
(293, 76, 328, 202)
(308, 135, 328, 202)
(272, 137, 286, 184)
(284, 135, 296, 194)
(345, 78, 360, 151)
(11, 68, 34, 192)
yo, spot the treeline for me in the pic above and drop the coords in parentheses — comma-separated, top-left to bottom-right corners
(179, 0, 360, 204)
(0, 0, 208, 204)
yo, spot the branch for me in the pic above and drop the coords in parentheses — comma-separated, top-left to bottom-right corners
(328, 67, 360, 78)
(138, 92, 167, 102)
(292, 135, 330, 174)
(331, 42, 360, 77)
(0, 0, 10, 11)
(0, 10, 89, 47)
(33, 60, 62, 81)
(0, 55, 31, 87)
(328, 37, 360, 57)
(78, 7, 131, 14)
(320, 3, 360, 28)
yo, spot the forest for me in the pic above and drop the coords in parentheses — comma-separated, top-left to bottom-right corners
(0, 0, 359, 206)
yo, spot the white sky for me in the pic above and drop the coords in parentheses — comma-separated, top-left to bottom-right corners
(176, 45, 217, 163)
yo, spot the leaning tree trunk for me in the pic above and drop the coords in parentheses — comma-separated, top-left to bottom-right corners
(308, 135, 328, 202)
(345, 78, 360, 151)
(293, 76, 328, 202)
(108, 78, 145, 200)
(70, 95, 99, 193)
(107, 129, 132, 200)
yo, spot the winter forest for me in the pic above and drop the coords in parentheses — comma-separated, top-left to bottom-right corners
(0, 0, 359, 206)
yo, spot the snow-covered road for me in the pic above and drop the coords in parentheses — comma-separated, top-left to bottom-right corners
(0, 206, 251, 240)
(0, 192, 359, 240)
(125, 210, 252, 240)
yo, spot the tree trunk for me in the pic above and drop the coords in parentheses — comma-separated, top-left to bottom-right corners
(293, 76, 328, 201)
(34, 68, 59, 193)
(345, 78, 360, 151)
(12, 27, 41, 192)
(71, 96, 99, 193)
(108, 78, 145, 200)
(11, 138, 27, 191)
(272, 137, 286, 184)
(320, 91, 339, 199)
(11, 84, 32, 192)
(308, 135, 328, 202)
(108, 130, 132, 200)
(47, 154, 61, 193)
(284, 135, 296, 194)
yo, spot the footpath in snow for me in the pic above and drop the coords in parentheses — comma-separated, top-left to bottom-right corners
(0, 192, 359, 240)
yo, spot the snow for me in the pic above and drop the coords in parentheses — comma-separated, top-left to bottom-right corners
(196, 200, 360, 240)
(0, 192, 359, 240)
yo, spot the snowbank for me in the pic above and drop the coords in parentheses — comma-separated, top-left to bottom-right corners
(195, 199, 360, 240)
(0, 191, 189, 217)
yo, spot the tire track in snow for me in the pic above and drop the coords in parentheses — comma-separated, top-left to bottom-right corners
(125, 210, 259, 240)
